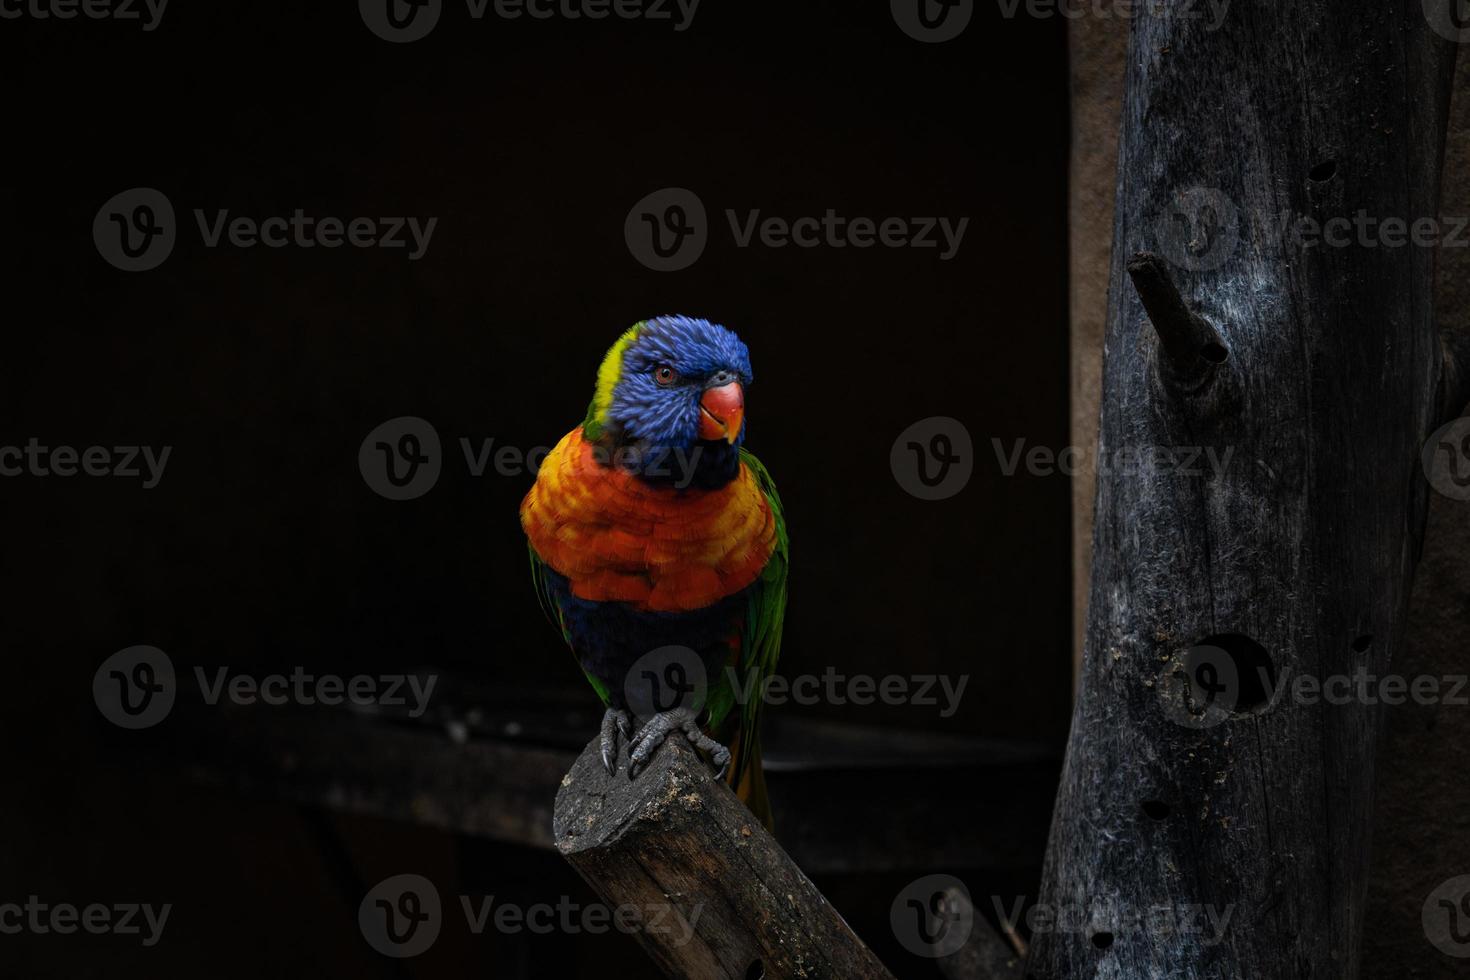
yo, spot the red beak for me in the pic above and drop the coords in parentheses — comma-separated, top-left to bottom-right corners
(698, 381, 744, 444)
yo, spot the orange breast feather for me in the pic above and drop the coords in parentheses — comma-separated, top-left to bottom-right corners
(520, 428, 775, 612)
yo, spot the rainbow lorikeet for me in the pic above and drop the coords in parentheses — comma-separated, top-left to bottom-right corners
(520, 315, 788, 825)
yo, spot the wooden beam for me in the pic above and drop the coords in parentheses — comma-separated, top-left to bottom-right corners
(553, 733, 896, 979)
(934, 887, 1025, 980)
(106, 682, 1058, 875)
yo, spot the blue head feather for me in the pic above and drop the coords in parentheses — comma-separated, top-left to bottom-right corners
(590, 315, 753, 488)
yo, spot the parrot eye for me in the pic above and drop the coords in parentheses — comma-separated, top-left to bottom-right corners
(654, 364, 679, 386)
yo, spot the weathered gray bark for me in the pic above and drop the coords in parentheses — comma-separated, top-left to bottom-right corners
(1364, 44, 1470, 980)
(1035, 3, 1460, 977)
(553, 735, 895, 979)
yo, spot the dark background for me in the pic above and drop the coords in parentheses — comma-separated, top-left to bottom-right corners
(1, 1, 1070, 976)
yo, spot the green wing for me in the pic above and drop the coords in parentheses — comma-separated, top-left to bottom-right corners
(528, 543, 612, 705)
(708, 448, 789, 789)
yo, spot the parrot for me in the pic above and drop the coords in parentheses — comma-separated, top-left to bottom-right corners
(519, 315, 788, 826)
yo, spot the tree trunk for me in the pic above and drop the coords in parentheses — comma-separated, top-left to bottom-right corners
(1033, 3, 1460, 977)
(1365, 46, 1470, 980)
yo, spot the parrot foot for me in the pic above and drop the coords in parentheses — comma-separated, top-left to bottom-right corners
(627, 708, 731, 780)
(599, 708, 634, 775)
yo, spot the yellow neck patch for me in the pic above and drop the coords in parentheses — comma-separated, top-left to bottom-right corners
(584, 322, 643, 439)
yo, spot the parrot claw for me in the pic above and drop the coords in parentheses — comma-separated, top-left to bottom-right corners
(626, 707, 732, 781)
(599, 708, 633, 776)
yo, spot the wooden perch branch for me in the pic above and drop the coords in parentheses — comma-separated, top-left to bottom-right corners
(934, 887, 1024, 980)
(1126, 251, 1227, 388)
(553, 733, 896, 980)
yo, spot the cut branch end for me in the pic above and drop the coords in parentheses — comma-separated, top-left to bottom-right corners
(1127, 251, 1228, 387)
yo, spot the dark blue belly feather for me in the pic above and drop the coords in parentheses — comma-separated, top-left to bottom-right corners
(540, 566, 748, 710)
